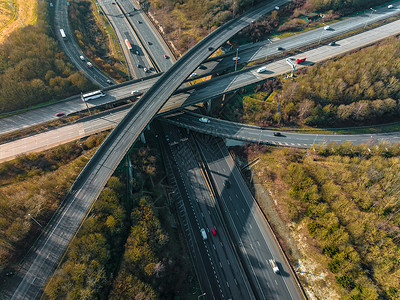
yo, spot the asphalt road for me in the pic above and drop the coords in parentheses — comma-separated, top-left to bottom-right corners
(195, 134, 303, 299)
(54, 0, 110, 86)
(5, 2, 286, 298)
(2, 16, 400, 162)
(1, 2, 400, 135)
(162, 124, 255, 299)
(165, 111, 400, 147)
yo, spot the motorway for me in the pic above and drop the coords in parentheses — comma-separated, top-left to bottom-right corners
(2, 17, 400, 162)
(1, 1, 400, 135)
(195, 133, 302, 299)
(54, 0, 111, 86)
(160, 124, 255, 299)
(6, 1, 288, 298)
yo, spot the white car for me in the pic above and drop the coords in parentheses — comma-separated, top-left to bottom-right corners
(232, 56, 240, 61)
(86, 62, 93, 68)
(199, 117, 210, 123)
(131, 90, 142, 96)
(79, 55, 85, 61)
(388, 5, 394, 9)
(269, 259, 280, 274)
(257, 66, 267, 73)
(143, 67, 148, 72)
(324, 25, 331, 30)
(190, 73, 197, 78)
(274, 6, 279, 10)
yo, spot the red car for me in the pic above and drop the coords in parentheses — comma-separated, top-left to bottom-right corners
(296, 57, 306, 64)
(163, 54, 168, 59)
(211, 228, 216, 236)
(55, 112, 65, 117)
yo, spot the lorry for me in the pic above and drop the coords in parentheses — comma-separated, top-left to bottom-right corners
(269, 259, 280, 274)
(200, 228, 207, 240)
(125, 39, 132, 51)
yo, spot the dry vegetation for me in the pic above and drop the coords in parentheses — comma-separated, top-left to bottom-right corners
(0, 133, 107, 274)
(237, 143, 400, 299)
(0, 0, 37, 43)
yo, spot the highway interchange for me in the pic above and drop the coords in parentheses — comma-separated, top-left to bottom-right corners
(2, 14, 400, 162)
(6, 1, 295, 299)
(1, 1, 400, 135)
(3, 1, 400, 299)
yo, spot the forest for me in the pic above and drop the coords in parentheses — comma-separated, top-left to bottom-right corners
(44, 145, 195, 299)
(0, 0, 94, 114)
(242, 142, 400, 299)
(228, 36, 400, 128)
(0, 133, 106, 276)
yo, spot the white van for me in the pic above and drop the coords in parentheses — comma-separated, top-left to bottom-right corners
(200, 228, 207, 240)
(257, 67, 267, 73)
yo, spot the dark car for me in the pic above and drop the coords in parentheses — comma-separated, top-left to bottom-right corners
(274, 132, 282, 136)
(224, 180, 231, 188)
(277, 46, 284, 51)
(208, 46, 214, 51)
(329, 41, 336, 46)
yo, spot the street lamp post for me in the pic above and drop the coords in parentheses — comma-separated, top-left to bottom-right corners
(79, 143, 89, 159)
(234, 47, 239, 72)
(364, 8, 376, 28)
(28, 214, 43, 228)
(318, 23, 325, 44)
(198, 292, 206, 299)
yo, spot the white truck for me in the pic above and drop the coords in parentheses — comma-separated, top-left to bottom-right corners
(269, 259, 280, 274)
(200, 228, 207, 240)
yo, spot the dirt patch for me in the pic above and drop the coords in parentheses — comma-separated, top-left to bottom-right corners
(0, 0, 37, 43)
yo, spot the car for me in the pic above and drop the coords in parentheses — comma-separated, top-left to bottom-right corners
(135, 50, 139, 55)
(147, 41, 152, 45)
(137, 20, 142, 24)
(143, 67, 148, 72)
(211, 228, 216, 236)
(55, 112, 65, 117)
(269, 259, 280, 274)
(165, 135, 170, 142)
(111, 2, 116, 4)
(200, 228, 207, 240)
(275, 6, 279, 10)
(277, 46, 284, 51)
(163, 54, 168, 59)
(232, 56, 240, 61)
(274, 132, 282, 136)
(257, 66, 267, 73)
(87, 62, 93, 68)
(137, 64, 142, 68)
(324, 25, 331, 30)
(79, 55, 85, 61)
(224, 180, 231, 188)
(388, 5, 394, 9)
(198, 65, 206, 70)
(190, 73, 197, 78)
(131, 90, 142, 96)
(295, 57, 306, 64)
(208, 46, 214, 51)
(329, 41, 336, 46)
(199, 117, 210, 123)
(106, 79, 113, 85)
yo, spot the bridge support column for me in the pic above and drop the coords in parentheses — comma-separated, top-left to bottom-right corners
(140, 132, 146, 144)
(207, 99, 212, 113)
(147, 124, 150, 131)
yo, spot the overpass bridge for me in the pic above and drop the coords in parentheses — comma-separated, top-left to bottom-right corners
(6, 1, 290, 299)
(163, 111, 400, 148)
